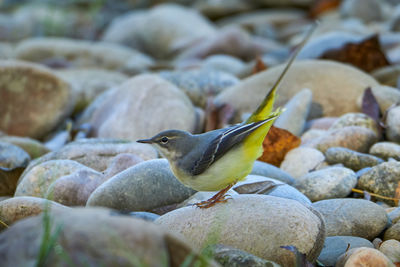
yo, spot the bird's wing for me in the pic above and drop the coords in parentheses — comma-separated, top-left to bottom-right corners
(190, 118, 274, 176)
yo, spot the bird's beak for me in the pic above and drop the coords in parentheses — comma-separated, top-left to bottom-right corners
(136, 138, 153, 144)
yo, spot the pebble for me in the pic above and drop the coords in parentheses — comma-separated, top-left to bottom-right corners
(386, 105, 400, 143)
(215, 60, 379, 122)
(127, 211, 160, 222)
(24, 138, 157, 173)
(388, 207, 400, 224)
(336, 247, 393, 267)
(0, 207, 219, 267)
(330, 113, 380, 138)
(340, 0, 384, 22)
(47, 169, 105, 206)
(56, 69, 128, 113)
(318, 236, 374, 266)
(251, 160, 295, 185)
(295, 167, 357, 202)
(200, 54, 246, 76)
(160, 69, 239, 108)
(358, 162, 400, 205)
(87, 159, 196, 211)
(0, 141, 30, 196)
(156, 195, 325, 267)
(209, 244, 280, 267)
(15, 38, 154, 75)
(85, 74, 198, 141)
(379, 239, 400, 263)
(15, 159, 94, 198)
(0, 196, 69, 231)
(0, 60, 75, 138)
(369, 142, 400, 161)
(366, 86, 400, 114)
(102, 4, 216, 59)
(312, 198, 388, 240)
(305, 117, 338, 131)
(325, 147, 384, 171)
(312, 126, 378, 153)
(384, 221, 400, 241)
(102, 153, 144, 179)
(274, 88, 312, 136)
(233, 175, 311, 206)
(0, 136, 49, 159)
(280, 147, 325, 178)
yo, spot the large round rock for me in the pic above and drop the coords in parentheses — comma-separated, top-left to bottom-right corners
(215, 60, 379, 121)
(312, 198, 388, 240)
(86, 74, 197, 141)
(156, 194, 325, 267)
(0, 60, 75, 138)
(87, 159, 196, 211)
(0, 207, 218, 267)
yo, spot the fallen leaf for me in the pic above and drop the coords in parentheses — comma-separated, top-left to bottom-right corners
(204, 97, 234, 132)
(320, 35, 390, 72)
(362, 88, 381, 122)
(252, 57, 268, 74)
(258, 126, 301, 166)
(309, 0, 341, 18)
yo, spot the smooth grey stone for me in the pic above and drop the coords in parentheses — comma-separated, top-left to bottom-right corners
(386, 106, 400, 143)
(312, 198, 388, 240)
(356, 167, 372, 178)
(0, 207, 218, 267)
(318, 236, 374, 266)
(325, 147, 384, 171)
(251, 161, 295, 185)
(379, 239, 400, 263)
(209, 244, 280, 267)
(87, 159, 196, 211)
(280, 147, 325, 179)
(0, 141, 30, 170)
(294, 167, 357, 202)
(0, 136, 49, 159)
(156, 194, 325, 266)
(358, 162, 400, 205)
(234, 175, 311, 206)
(160, 69, 239, 108)
(128, 211, 160, 222)
(340, 0, 383, 22)
(388, 207, 400, 224)
(369, 142, 400, 161)
(274, 88, 312, 136)
(329, 113, 380, 138)
(201, 54, 245, 76)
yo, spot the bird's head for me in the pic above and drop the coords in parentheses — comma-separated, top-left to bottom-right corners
(137, 130, 194, 161)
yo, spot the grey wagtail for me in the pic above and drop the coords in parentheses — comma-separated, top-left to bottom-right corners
(137, 24, 316, 208)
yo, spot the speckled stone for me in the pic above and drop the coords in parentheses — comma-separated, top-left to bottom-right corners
(369, 142, 400, 161)
(325, 147, 384, 171)
(330, 113, 380, 138)
(379, 239, 400, 263)
(209, 244, 280, 267)
(312, 198, 388, 240)
(384, 221, 400, 241)
(294, 167, 357, 202)
(358, 162, 400, 205)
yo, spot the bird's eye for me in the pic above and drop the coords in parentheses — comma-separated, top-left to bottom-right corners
(160, 136, 169, 144)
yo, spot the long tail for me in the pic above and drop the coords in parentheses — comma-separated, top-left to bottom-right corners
(245, 22, 318, 124)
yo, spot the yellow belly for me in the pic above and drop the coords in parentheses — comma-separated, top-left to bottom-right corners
(171, 142, 263, 192)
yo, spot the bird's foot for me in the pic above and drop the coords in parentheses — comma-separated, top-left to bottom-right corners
(194, 183, 235, 209)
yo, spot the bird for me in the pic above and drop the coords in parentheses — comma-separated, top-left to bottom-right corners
(137, 24, 316, 208)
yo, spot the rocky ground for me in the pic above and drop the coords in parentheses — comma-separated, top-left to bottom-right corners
(1, 0, 400, 266)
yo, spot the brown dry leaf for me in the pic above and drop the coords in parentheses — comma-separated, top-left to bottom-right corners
(394, 181, 400, 206)
(252, 57, 268, 74)
(258, 126, 301, 166)
(320, 35, 390, 72)
(309, 0, 341, 18)
(362, 87, 381, 122)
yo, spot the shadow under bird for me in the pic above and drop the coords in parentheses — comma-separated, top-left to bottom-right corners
(137, 24, 316, 208)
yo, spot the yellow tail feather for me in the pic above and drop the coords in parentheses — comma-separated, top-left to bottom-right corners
(245, 23, 318, 124)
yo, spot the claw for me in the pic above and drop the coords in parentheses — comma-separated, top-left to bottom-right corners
(193, 182, 236, 209)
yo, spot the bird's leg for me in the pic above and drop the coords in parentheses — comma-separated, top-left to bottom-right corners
(195, 182, 236, 209)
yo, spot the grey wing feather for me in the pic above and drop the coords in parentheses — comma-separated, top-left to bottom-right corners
(190, 119, 272, 176)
